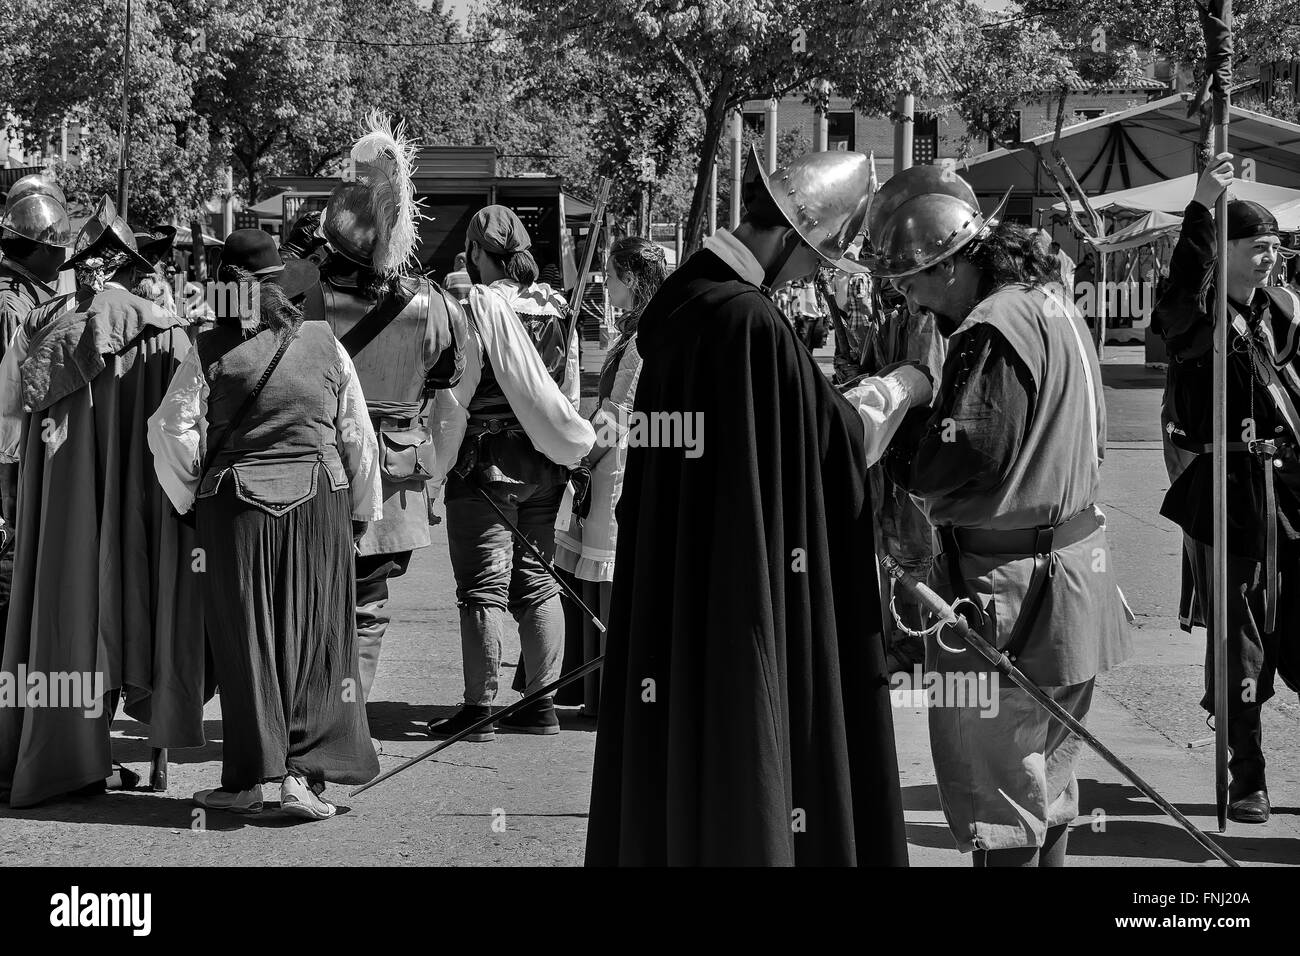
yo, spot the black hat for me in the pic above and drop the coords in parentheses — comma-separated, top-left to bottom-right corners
(133, 225, 177, 266)
(61, 195, 154, 273)
(1227, 200, 1279, 241)
(218, 228, 319, 300)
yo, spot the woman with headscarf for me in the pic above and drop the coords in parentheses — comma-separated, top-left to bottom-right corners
(148, 229, 383, 820)
(553, 237, 667, 715)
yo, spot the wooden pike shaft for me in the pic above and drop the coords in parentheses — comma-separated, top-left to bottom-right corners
(1212, 3, 1233, 836)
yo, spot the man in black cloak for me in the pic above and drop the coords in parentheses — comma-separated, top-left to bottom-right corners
(585, 148, 932, 865)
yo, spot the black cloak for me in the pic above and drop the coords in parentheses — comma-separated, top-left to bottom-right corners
(585, 249, 908, 866)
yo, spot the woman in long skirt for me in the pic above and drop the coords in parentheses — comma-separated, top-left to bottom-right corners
(553, 237, 666, 714)
(149, 230, 383, 820)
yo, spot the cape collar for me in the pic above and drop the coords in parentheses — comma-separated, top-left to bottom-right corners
(702, 230, 765, 287)
(20, 287, 182, 414)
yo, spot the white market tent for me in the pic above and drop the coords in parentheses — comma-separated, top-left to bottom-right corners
(961, 93, 1300, 222)
(1049, 175, 1300, 251)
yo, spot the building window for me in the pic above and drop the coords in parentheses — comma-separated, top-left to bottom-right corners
(987, 110, 1022, 150)
(827, 111, 855, 151)
(914, 114, 938, 164)
(1076, 108, 1106, 121)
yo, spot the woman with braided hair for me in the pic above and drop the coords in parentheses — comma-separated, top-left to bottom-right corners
(553, 237, 667, 715)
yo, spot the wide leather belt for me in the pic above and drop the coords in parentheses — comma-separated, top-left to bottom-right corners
(468, 415, 524, 436)
(938, 507, 1101, 664)
(1169, 431, 1251, 456)
(948, 507, 1100, 556)
(374, 415, 414, 430)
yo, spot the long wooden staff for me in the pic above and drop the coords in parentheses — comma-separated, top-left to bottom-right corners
(1201, 0, 1234, 835)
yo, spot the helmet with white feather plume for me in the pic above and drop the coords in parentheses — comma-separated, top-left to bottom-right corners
(323, 111, 424, 277)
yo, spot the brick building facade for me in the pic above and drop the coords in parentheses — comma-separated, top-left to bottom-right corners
(738, 83, 1169, 181)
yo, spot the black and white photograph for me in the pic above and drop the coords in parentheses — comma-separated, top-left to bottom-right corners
(0, 0, 1296, 934)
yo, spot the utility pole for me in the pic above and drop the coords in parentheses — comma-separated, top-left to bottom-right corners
(729, 110, 742, 229)
(893, 92, 914, 173)
(117, 0, 133, 218)
(766, 99, 779, 171)
(707, 163, 717, 236)
(814, 81, 829, 151)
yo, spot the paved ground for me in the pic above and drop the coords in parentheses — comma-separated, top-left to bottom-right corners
(1, 342, 1296, 867)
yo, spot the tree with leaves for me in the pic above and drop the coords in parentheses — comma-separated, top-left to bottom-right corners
(0, 0, 225, 224)
(502, 0, 979, 253)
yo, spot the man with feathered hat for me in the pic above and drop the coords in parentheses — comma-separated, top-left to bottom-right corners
(0, 196, 207, 806)
(1154, 153, 1300, 825)
(585, 148, 932, 865)
(286, 113, 467, 702)
(874, 166, 1131, 866)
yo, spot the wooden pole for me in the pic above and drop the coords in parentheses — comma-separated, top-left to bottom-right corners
(1212, 2, 1233, 834)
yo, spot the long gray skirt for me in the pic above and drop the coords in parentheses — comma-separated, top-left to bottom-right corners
(198, 479, 379, 790)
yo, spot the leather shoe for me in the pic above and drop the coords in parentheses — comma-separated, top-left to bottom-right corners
(1227, 790, 1270, 824)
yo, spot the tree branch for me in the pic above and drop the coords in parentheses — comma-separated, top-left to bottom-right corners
(662, 34, 708, 108)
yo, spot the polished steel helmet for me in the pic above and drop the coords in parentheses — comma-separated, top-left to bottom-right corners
(60, 194, 154, 273)
(743, 146, 872, 274)
(0, 193, 72, 248)
(864, 164, 1011, 278)
(3, 172, 66, 210)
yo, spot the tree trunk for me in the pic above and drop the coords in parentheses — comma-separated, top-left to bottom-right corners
(683, 77, 735, 256)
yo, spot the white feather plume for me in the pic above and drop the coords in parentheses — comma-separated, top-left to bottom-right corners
(350, 110, 423, 277)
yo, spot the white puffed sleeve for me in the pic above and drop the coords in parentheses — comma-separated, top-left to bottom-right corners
(147, 346, 209, 514)
(334, 340, 383, 521)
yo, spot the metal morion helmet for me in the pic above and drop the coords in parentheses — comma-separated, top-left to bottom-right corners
(323, 111, 424, 277)
(742, 146, 872, 274)
(3, 172, 67, 210)
(0, 193, 72, 248)
(60, 194, 154, 272)
(865, 164, 1011, 278)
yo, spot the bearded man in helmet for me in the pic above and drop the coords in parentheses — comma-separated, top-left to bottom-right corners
(286, 113, 467, 703)
(875, 167, 1131, 866)
(585, 147, 931, 866)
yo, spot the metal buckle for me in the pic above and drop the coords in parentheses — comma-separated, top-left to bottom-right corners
(1249, 438, 1278, 458)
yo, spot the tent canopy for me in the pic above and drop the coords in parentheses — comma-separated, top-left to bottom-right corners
(1051, 174, 1300, 216)
(1052, 176, 1300, 251)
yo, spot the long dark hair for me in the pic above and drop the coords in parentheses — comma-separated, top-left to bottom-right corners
(216, 266, 304, 338)
(609, 236, 668, 332)
(963, 221, 1057, 299)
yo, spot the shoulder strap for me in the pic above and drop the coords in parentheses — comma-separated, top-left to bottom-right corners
(199, 331, 295, 478)
(339, 279, 417, 357)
